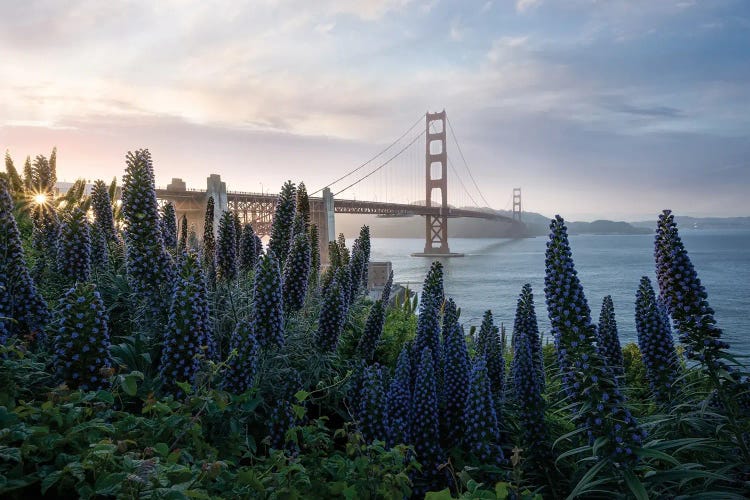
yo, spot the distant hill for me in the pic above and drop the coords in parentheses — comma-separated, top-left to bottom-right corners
(631, 216, 750, 230)
(335, 207, 650, 239)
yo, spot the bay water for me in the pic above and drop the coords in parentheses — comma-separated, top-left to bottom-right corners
(368, 229, 750, 357)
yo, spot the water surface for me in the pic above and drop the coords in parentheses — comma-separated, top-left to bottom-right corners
(368, 229, 750, 356)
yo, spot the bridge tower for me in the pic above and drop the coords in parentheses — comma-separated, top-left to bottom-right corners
(412, 110, 463, 257)
(512, 187, 522, 222)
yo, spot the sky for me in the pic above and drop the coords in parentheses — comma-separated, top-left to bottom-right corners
(1, 0, 749, 221)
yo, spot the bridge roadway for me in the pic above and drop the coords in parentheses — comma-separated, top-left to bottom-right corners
(154, 188, 516, 225)
(155, 186, 521, 261)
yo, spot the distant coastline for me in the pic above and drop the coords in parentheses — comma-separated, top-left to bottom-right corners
(335, 210, 749, 239)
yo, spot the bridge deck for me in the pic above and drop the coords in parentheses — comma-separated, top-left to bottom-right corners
(155, 189, 519, 227)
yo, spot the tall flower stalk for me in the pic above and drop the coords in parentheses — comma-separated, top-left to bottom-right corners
(121, 149, 173, 312)
(282, 230, 311, 314)
(223, 318, 260, 394)
(159, 252, 213, 396)
(0, 178, 49, 340)
(58, 207, 91, 284)
(545, 215, 644, 465)
(53, 283, 111, 391)
(635, 276, 680, 404)
(239, 223, 258, 274)
(268, 181, 296, 266)
(358, 363, 389, 443)
(252, 252, 285, 349)
(511, 285, 551, 469)
(217, 210, 238, 282)
(597, 296, 624, 376)
(387, 348, 412, 447)
(161, 202, 178, 251)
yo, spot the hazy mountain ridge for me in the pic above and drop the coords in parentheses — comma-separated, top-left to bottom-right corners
(335, 207, 651, 238)
(630, 216, 750, 230)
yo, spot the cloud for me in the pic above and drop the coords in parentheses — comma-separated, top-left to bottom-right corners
(1, 0, 749, 218)
(450, 18, 464, 41)
(516, 0, 541, 13)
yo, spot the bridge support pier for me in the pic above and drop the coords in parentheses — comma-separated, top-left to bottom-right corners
(206, 174, 227, 236)
(412, 110, 463, 258)
(309, 187, 335, 265)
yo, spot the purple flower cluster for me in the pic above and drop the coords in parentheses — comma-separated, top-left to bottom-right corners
(357, 225, 371, 290)
(58, 207, 91, 284)
(358, 363, 389, 443)
(268, 399, 297, 450)
(159, 252, 213, 396)
(442, 314, 470, 449)
(296, 182, 310, 230)
(268, 181, 297, 267)
(308, 224, 320, 289)
(655, 210, 728, 371)
(463, 357, 504, 466)
(412, 262, 444, 386)
(411, 347, 445, 495)
(636, 277, 680, 403)
(90, 223, 109, 271)
(233, 213, 242, 261)
(223, 318, 260, 394)
(334, 264, 353, 315)
(239, 223, 258, 273)
(121, 149, 173, 307)
(202, 196, 216, 274)
(282, 230, 311, 314)
(476, 310, 506, 405)
(512, 285, 544, 391)
(545, 215, 645, 465)
(386, 348, 412, 447)
(597, 296, 624, 376)
(178, 214, 188, 253)
(511, 285, 549, 461)
(217, 210, 238, 282)
(380, 270, 393, 306)
(315, 278, 346, 352)
(356, 299, 385, 362)
(53, 282, 111, 391)
(252, 252, 285, 349)
(31, 203, 60, 277)
(0, 178, 49, 340)
(349, 241, 366, 303)
(90, 179, 116, 241)
(160, 201, 178, 251)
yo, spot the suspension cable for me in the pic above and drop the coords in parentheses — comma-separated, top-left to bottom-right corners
(427, 121, 479, 208)
(446, 115, 492, 208)
(311, 113, 425, 195)
(334, 130, 426, 197)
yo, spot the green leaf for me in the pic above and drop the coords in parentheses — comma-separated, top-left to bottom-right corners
(294, 390, 310, 402)
(292, 404, 306, 420)
(41, 471, 63, 495)
(176, 381, 193, 395)
(154, 442, 170, 456)
(425, 489, 454, 500)
(495, 482, 510, 499)
(94, 472, 127, 495)
(185, 490, 211, 499)
(622, 470, 648, 500)
(121, 375, 138, 396)
(0, 446, 21, 462)
(95, 391, 115, 404)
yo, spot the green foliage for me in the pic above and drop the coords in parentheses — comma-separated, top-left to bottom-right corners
(2, 170, 750, 499)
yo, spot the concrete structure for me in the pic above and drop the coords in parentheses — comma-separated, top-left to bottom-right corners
(367, 261, 392, 292)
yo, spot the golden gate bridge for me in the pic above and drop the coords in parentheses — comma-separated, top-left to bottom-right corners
(156, 111, 525, 258)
